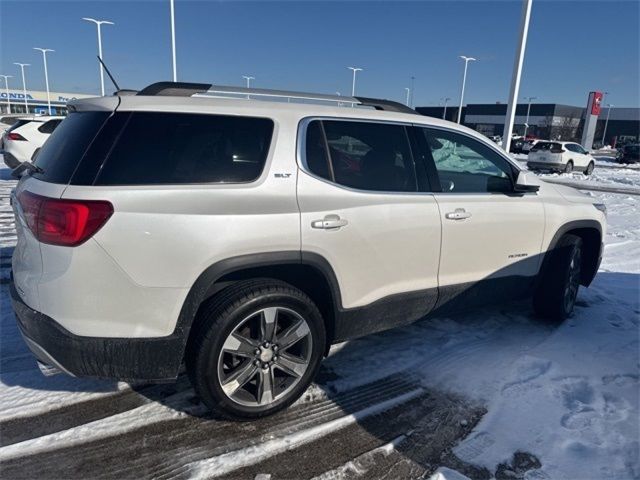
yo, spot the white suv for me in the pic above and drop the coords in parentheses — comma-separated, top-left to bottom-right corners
(2, 115, 64, 168)
(10, 82, 605, 419)
(527, 141, 596, 174)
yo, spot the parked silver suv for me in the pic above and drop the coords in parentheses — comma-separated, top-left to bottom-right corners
(11, 82, 605, 418)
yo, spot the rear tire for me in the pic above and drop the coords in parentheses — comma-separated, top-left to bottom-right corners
(186, 279, 325, 419)
(585, 161, 595, 175)
(564, 161, 574, 173)
(533, 234, 582, 321)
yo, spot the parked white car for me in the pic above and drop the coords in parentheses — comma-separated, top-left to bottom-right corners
(527, 141, 596, 174)
(2, 116, 64, 168)
(11, 82, 605, 419)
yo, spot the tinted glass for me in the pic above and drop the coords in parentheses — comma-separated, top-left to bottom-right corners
(31, 112, 110, 184)
(305, 120, 331, 181)
(95, 112, 273, 185)
(421, 128, 514, 193)
(37, 119, 62, 134)
(321, 120, 416, 192)
(531, 142, 562, 151)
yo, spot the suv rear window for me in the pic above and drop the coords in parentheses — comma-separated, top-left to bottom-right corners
(5, 120, 32, 132)
(94, 112, 273, 185)
(531, 142, 562, 152)
(31, 112, 110, 184)
(38, 119, 63, 134)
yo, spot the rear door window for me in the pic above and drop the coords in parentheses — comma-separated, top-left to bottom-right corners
(308, 120, 417, 192)
(94, 112, 274, 185)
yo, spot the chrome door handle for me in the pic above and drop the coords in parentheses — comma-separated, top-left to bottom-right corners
(445, 208, 472, 220)
(311, 214, 348, 230)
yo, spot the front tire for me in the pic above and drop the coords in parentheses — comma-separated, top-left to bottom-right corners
(533, 234, 582, 321)
(186, 279, 326, 419)
(585, 161, 595, 175)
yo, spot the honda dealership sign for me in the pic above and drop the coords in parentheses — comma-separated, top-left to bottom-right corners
(581, 91, 602, 149)
(0, 89, 93, 104)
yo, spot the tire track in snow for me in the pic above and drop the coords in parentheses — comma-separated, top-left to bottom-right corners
(0, 373, 426, 479)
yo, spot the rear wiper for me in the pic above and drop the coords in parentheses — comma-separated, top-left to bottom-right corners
(12, 161, 44, 179)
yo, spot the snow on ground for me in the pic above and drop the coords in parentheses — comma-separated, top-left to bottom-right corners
(322, 189, 639, 479)
(0, 160, 638, 478)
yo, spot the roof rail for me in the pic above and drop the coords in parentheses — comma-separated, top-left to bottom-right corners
(133, 81, 419, 114)
(198, 85, 358, 105)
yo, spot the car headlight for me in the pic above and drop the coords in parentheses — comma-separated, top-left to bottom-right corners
(593, 203, 607, 216)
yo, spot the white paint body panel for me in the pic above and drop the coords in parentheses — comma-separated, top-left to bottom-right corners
(11, 94, 605, 340)
(297, 170, 441, 308)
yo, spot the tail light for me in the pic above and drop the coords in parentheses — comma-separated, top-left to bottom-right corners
(18, 191, 113, 246)
(7, 132, 26, 141)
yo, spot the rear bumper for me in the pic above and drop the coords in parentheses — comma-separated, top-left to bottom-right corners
(527, 161, 565, 171)
(11, 282, 183, 382)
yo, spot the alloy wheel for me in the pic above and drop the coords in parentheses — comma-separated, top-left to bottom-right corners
(217, 306, 313, 407)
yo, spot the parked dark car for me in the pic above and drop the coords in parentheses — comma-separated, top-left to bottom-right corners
(617, 144, 640, 164)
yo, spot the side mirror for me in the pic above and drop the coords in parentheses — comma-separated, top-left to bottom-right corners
(514, 171, 540, 193)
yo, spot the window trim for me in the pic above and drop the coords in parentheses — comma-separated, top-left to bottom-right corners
(296, 116, 427, 196)
(412, 123, 525, 195)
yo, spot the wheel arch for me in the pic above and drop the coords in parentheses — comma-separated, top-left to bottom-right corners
(544, 220, 603, 287)
(175, 252, 342, 359)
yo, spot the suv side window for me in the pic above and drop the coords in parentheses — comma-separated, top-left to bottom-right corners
(420, 127, 514, 193)
(565, 144, 577, 153)
(95, 112, 273, 185)
(306, 120, 417, 192)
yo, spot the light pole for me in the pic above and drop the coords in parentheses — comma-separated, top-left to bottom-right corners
(602, 103, 613, 146)
(443, 97, 451, 120)
(82, 17, 114, 96)
(457, 56, 476, 124)
(501, 0, 533, 153)
(523, 96, 536, 137)
(33, 48, 54, 115)
(0, 75, 12, 114)
(13, 63, 30, 113)
(348, 67, 363, 96)
(242, 76, 254, 99)
(405, 88, 411, 106)
(169, 0, 177, 82)
(410, 76, 415, 107)
(242, 75, 254, 88)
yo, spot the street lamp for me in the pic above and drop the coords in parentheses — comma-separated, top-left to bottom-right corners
(602, 103, 613, 146)
(82, 17, 115, 96)
(405, 88, 410, 106)
(13, 63, 30, 113)
(169, 0, 177, 82)
(242, 75, 254, 88)
(457, 56, 476, 124)
(410, 76, 415, 107)
(348, 67, 363, 96)
(523, 96, 537, 137)
(33, 48, 54, 115)
(0, 75, 12, 114)
(443, 97, 451, 120)
(242, 76, 254, 99)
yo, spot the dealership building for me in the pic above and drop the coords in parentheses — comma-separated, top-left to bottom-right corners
(0, 89, 94, 116)
(416, 103, 640, 147)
